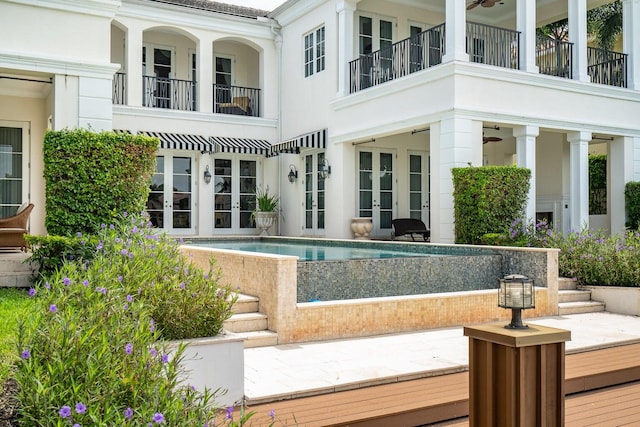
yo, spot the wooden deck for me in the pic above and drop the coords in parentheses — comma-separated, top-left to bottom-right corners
(239, 343, 640, 426)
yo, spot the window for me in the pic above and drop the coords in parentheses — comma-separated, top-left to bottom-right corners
(304, 26, 325, 77)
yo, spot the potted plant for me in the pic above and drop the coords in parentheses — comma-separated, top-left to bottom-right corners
(250, 186, 279, 235)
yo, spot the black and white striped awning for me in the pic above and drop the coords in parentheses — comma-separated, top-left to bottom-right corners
(210, 136, 271, 156)
(269, 129, 327, 156)
(138, 131, 215, 153)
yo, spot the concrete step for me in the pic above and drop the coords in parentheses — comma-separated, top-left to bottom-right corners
(0, 271, 33, 288)
(235, 330, 279, 348)
(0, 253, 35, 274)
(223, 312, 268, 333)
(558, 289, 592, 303)
(558, 277, 578, 291)
(559, 301, 606, 315)
(233, 293, 259, 314)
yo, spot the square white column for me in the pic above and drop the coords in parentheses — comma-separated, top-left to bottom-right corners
(516, 0, 539, 73)
(568, 0, 590, 82)
(609, 137, 633, 235)
(567, 131, 590, 231)
(443, 0, 470, 63)
(623, 0, 640, 90)
(336, 0, 356, 97)
(198, 39, 213, 114)
(126, 27, 143, 107)
(514, 125, 539, 222)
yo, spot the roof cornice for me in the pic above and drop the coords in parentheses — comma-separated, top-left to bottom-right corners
(5, 0, 121, 18)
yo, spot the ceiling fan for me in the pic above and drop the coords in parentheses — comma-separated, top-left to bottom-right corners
(483, 126, 503, 144)
(467, 0, 500, 10)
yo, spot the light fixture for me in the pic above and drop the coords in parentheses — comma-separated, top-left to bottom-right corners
(498, 274, 535, 329)
(318, 158, 331, 180)
(287, 164, 298, 183)
(203, 165, 212, 184)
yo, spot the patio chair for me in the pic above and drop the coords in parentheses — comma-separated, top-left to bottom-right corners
(0, 203, 34, 252)
(391, 218, 430, 242)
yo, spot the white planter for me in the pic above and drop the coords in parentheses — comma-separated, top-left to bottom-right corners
(584, 286, 640, 316)
(351, 217, 373, 239)
(254, 211, 278, 236)
(169, 332, 245, 407)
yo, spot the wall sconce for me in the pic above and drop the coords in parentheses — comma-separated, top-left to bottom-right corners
(498, 274, 535, 329)
(318, 158, 331, 180)
(287, 164, 298, 183)
(203, 165, 212, 184)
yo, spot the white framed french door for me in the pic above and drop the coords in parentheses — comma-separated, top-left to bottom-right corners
(303, 152, 326, 236)
(0, 121, 29, 218)
(147, 153, 196, 234)
(408, 151, 430, 228)
(142, 44, 175, 109)
(357, 149, 396, 237)
(213, 157, 257, 235)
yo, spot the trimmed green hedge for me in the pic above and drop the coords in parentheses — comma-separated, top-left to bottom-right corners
(452, 165, 531, 244)
(43, 129, 157, 236)
(626, 181, 640, 229)
(589, 154, 607, 215)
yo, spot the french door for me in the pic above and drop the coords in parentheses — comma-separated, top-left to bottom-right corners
(358, 150, 395, 237)
(147, 154, 195, 234)
(303, 153, 325, 235)
(0, 123, 28, 218)
(213, 158, 257, 234)
(408, 151, 430, 228)
(142, 45, 174, 109)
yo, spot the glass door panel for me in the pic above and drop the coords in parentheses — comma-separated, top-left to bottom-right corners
(358, 150, 395, 237)
(408, 152, 430, 227)
(147, 156, 165, 228)
(0, 127, 24, 218)
(172, 157, 192, 229)
(304, 153, 325, 235)
(214, 158, 257, 234)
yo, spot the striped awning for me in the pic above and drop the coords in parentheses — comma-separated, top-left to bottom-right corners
(210, 136, 271, 156)
(138, 131, 215, 153)
(269, 129, 327, 156)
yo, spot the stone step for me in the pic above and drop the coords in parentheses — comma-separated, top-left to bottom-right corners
(558, 277, 579, 291)
(235, 330, 279, 348)
(233, 293, 259, 314)
(223, 312, 268, 333)
(0, 253, 35, 274)
(558, 289, 592, 303)
(0, 271, 33, 288)
(559, 301, 606, 315)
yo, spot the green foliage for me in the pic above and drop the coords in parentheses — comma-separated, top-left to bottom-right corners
(25, 234, 99, 277)
(0, 289, 33, 382)
(589, 154, 607, 215)
(255, 186, 279, 212)
(15, 214, 238, 425)
(626, 182, 640, 230)
(587, 0, 622, 51)
(43, 129, 157, 236)
(452, 166, 531, 244)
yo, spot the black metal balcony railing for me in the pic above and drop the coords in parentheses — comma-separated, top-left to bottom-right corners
(536, 37, 573, 78)
(213, 84, 261, 117)
(143, 76, 196, 111)
(588, 46, 627, 88)
(113, 72, 126, 105)
(350, 22, 519, 93)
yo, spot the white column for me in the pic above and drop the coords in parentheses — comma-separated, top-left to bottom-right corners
(634, 137, 640, 181)
(430, 116, 478, 243)
(567, 131, 590, 231)
(623, 0, 640, 90)
(568, 0, 590, 82)
(336, 0, 356, 97)
(516, 0, 538, 73)
(198, 37, 213, 114)
(126, 27, 143, 107)
(443, 0, 469, 63)
(513, 125, 539, 222)
(52, 74, 79, 130)
(609, 137, 633, 235)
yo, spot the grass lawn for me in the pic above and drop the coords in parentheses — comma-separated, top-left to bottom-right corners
(0, 288, 33, 382)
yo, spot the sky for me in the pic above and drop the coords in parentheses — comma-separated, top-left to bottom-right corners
(224, 0, 287, 11)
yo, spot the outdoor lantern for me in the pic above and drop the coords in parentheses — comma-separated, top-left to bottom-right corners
(203, 165, 212, 184)
(288, 164, 298, 183)
(318, 158, 331, 180)
(498, 274, 535, 329)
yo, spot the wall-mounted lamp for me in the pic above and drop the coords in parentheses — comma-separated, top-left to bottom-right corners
(288, 164, 298, 183)
(318, 158, 331, 180)
(498, 274, 535, 329)
(203, 165, 212, 184)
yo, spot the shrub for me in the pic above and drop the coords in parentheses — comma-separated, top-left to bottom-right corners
(25, 234, 99, 277)
(43, 129, 157, 236)
(626, 181, 640, 229)
(452, 166, 531, 244)
(15, 213, 238, 425)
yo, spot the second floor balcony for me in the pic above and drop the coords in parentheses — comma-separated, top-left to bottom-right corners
(349, 22, 628, 93)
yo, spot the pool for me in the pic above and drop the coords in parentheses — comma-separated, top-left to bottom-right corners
(186, 240, 444, 261)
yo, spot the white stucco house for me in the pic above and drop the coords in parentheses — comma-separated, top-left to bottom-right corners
(1, 0, 640, 243)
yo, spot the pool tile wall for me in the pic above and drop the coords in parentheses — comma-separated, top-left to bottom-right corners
(180, 239, 559, 344)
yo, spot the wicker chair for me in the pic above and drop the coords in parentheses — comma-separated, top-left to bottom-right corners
(0, 203, 34, 252)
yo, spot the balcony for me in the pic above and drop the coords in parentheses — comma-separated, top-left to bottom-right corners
(349, 22, 519, 93)
(113, 72, 126, 105)
(213, 84, 261, 117)
(143, 76, 196, 111)
(587, 46, 627, 88)
(536, 37, 573, 79)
